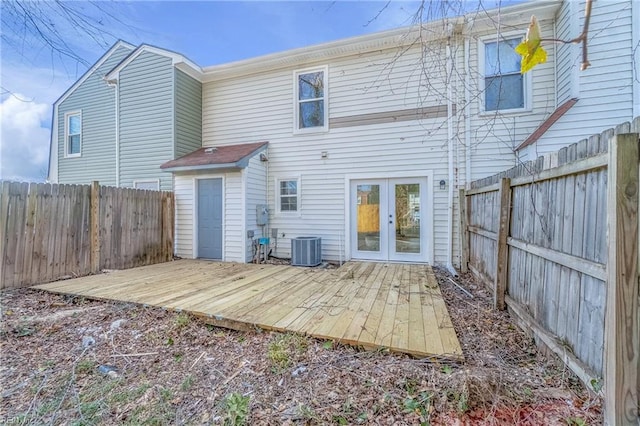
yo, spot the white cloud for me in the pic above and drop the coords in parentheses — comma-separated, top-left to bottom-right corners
(0, 95, 52, 182)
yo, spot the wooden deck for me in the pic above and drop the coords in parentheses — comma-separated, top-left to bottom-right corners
(32, 260, 463, 360)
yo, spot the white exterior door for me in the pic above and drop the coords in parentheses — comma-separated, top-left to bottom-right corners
(350, 177, 429, 262)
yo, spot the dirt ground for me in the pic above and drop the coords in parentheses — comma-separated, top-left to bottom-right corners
(1, 266, 601, 425)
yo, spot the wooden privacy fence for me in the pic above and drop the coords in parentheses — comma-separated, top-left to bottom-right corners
(460, 118, 639, 425)
(0, 181, 174, 290)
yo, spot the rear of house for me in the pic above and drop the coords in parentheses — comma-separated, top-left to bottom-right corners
(49, 0, 637, 269)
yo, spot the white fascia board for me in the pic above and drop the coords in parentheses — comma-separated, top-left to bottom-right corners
(54, 40, 135, 107)
(105, 44, 203, 81)
(463, 1, 560, 34)
(201, 23, 453, 82)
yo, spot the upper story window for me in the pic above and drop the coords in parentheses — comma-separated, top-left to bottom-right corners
(65, 111, 82, 157)
(483, 38, 526, 112)
(277, 178, 299, 213)
(295, 67, 328, 132)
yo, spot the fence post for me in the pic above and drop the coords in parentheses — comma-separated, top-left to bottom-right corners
(90, 181, 100, 273)
(494, 178, 511, 310)
(459, 188, 469, 273)
(604, 133, 639, 425)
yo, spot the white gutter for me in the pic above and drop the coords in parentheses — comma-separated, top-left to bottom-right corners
(446, 36, 456, 275)
(464, 37, 472, 187)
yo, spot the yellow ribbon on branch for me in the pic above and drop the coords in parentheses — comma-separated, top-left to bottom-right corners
(515, 15, 547, 74)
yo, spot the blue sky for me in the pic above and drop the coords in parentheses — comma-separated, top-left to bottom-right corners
(0, 0, 504, 182)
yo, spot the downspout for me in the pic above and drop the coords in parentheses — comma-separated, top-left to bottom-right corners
(464, 36, 472, 187)
(115, 81, 120, 187)
(446, 34, 456, 275)
(105, 77, 120, 186)
(633, 0, 640, 118)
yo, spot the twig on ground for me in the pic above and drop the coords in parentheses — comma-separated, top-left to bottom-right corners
(109, 352, 159, 358)
(447, 277, 474, 298)
(190, 351, 206, 370)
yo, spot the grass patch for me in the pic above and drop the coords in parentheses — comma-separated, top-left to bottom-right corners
(223, 392, 250, 425)
(267, 333, 308, 373)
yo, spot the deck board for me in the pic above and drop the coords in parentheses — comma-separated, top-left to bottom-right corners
(32, 259, 463, 360)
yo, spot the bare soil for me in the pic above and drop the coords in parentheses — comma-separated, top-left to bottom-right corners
(0, 267, 601, 425)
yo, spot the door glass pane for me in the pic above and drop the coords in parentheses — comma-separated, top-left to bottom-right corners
(395, 184, 420, 254)
(356, 184, 380, 252)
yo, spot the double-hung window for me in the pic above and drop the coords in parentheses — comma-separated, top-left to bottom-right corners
(65, 111, 82, 157)
(483, 37, 526, 112)
(277, 178, 299, 213)
(295, 67, 327, 131)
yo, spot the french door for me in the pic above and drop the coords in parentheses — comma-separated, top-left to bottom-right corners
(350, 177, 428, 262)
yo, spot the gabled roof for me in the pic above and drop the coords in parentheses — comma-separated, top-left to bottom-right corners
(160, 142, 268, 172)
(54, 40, 135, 106)
(105, 44, 203, 82)
(516, 98, 579, 151)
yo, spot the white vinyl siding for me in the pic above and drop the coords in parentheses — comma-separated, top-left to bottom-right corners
(202, 44, 456, 264)
(57, 45, 133, 185)
(519, 0, 635, 160)
(244, 154, 268, 261)
(119, 51, 174, 191)
(174, 171, 245, 262)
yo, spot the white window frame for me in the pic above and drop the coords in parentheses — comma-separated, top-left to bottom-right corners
(275, 177, 301, 215)
(133, 179, 160, 191)
(478, 33, 532, 115)
(64, 111, 82, 158)
(293, 66, 329, 133)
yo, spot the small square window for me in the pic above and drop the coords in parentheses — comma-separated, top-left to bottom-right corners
(65, 112, 82, 156)
(483, 38, 525, 111)
(133, 180, 160, 191)
(277, 179, 299, 213)
(294, 68, 327, 132)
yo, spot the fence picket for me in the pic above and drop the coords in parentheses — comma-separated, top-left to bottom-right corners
(0, 181, 174, 289)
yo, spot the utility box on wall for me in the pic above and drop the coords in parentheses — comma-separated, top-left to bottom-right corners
(256, 204, 269, 226)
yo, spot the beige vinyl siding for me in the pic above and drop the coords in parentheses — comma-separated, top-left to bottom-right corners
(119, 51, 174, 191)
(202, 44, 455, 264)
(520, 0, 634, 159)
(174, 69, 202, 158)
(244, 153, 268, 262)
(173, 171, 246, 262)
(466, 17, 557, 179)
(57, 45, 133, 185)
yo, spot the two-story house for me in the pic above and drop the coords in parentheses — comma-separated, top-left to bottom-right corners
(48, 0, 639, 269)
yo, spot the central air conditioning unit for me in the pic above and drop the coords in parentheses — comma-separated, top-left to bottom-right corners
(291, 237, 321, 266)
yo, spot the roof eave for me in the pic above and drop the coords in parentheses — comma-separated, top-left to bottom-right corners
(161, 162, 243, 173)
(200, 0, 559, 82)
(54, 40, 135, 106)
(105, 44, 203, 82)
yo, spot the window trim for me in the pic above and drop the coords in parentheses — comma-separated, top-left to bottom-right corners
(478, 33, 532, 115)
(64, 111, 82, 158)
(275, 176, 301, 215)
(133, 179, 160, 191)
(293, 66, 329, 134)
